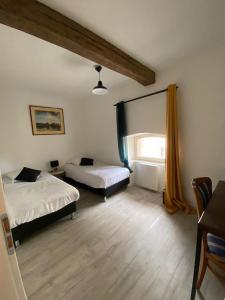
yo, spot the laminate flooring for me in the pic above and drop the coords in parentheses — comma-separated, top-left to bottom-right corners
(16, 186, 225, 300)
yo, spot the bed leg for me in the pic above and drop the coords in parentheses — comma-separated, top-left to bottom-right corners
(103, 196, 107, 202)
(15, 240, 21, 248)
(71, 212, 78, 220)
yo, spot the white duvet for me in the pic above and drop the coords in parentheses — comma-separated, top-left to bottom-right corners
(64, 163, 130, 189)
(3, 172, 79, 229)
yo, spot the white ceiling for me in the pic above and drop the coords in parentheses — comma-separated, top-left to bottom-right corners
(0, 25, 127, 99)
(40, 0, 225, 69)
(1, 0, 225, 98)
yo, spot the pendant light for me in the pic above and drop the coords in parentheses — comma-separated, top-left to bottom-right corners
(92, 65, 108, 95)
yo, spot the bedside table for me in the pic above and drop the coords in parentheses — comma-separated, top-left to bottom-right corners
(49, 170, 65, 180)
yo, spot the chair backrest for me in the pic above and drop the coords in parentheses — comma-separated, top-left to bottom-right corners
(192, 177, 212, 219)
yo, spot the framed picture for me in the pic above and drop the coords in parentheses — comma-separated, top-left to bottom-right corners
(29, 105, 65, 135)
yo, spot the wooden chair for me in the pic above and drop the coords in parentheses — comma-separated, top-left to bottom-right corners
(192, 177, 225, 288)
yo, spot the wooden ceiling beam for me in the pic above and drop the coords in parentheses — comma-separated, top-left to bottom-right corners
(0, 0, 155, 86)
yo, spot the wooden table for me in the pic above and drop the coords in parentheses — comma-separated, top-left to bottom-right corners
(190, 180, 225, 299)
(49, 170, 65, 180)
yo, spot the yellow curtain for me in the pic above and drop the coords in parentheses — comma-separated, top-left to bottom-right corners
(165, 84, 193, 214)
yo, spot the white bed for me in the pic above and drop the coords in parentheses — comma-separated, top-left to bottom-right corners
(64, 162, 130, 189)
(3, 172, 79, 229)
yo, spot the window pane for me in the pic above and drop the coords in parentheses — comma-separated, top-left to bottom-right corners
(138, 136, 165, 159)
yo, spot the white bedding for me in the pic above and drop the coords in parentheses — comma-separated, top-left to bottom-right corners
(3, 172, 79, 229)
(64, 163, 130, 189)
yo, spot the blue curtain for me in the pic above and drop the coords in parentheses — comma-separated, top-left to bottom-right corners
(116, 101, 132, 172)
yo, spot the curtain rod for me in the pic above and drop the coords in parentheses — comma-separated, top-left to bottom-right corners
(113, 86, 178, 106)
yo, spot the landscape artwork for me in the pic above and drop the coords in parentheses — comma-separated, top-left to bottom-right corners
(29, 106, 65, 135)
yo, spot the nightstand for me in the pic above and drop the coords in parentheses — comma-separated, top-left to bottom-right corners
(49, 170, 65, 180)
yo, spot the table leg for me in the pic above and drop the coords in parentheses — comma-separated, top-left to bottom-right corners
(190, 224, 202, 300)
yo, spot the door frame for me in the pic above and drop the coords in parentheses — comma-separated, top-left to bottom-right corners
(0, 173, 27, 300)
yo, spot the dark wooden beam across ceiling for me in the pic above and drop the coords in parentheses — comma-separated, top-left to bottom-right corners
(0, 0, 155, 86)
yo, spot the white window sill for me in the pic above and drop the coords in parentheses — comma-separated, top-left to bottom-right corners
(130, 160, 165, 167)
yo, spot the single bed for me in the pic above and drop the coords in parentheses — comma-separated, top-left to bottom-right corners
(3, 172, 79, 246)
(64, 162, 130, 199)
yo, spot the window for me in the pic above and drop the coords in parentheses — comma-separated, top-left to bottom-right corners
(135, 134, 166, 162)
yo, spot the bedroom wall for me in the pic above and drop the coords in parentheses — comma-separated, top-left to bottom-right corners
(82, 41, 225, 205)
(0, 88, 84, 174)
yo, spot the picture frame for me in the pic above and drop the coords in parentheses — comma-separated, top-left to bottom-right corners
(29, 105, 65, 135)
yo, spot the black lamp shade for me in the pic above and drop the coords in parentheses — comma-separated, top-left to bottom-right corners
(92, 65, 109, 95)
(50, 160, 59, 168)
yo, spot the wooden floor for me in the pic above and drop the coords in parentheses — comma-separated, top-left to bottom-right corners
(16, 186, 225, 300)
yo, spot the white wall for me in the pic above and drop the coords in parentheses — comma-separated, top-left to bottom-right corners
(1, 39, 225, 206)
(0, 88, 84, 174)
(82, 42, 225, 205)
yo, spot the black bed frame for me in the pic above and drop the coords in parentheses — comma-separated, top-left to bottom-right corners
(64, 176, 130, 198)
(12, 201, 77, 246)
(12, 177, 129, 246)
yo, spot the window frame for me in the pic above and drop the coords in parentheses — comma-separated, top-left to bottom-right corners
(134, 133, 166, 163)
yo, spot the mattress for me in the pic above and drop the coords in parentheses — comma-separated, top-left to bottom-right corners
(3, 172, 79, 229)
(64, 163, 130, 189)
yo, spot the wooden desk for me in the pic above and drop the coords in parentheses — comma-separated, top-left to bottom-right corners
(49, 170, 65, 180)
(190, 181, 225, 299)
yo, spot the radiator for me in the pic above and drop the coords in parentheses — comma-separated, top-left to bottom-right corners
(133, 161, 165, 192)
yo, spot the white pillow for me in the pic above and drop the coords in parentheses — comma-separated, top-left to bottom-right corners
(94, 160, 104, 166)
(67, 157, 81, 166)
(5, 169, 21, 182)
